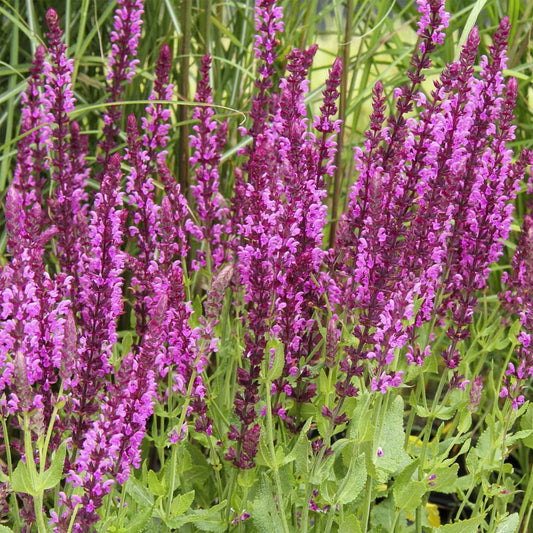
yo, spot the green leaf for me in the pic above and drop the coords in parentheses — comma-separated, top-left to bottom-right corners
(393, 460, 425, 512)
(438, 516, 484, 533)
(375, 395, 410, 474)
(505, 429, 533, 447)
(416, 404, 456, 421)
(281, 418, 312, 465)
(520, 404, 533, 449)
(457, 410, 472, 434)
(122, 332, 133, 356)
(163, 500, 227, 531)
(371, 497, 395, 532)
(495, 513, 519, 533)
(310, 452, 335, 485)
(337, 453, 366, 504)
(251, 481, 284, 533)
(266, 337, 285, 381)
(256, 432, 274, 469)
(0, 526, 16, 533)
(171, 490, 195, 517)
(281, 418, 312, 476)
(42, 441, 66, 490)
(339, 514, 362, 533)
(431, 464, 459, 494)
(455, 0, 488, 61)
(394, 480, 426, 512)
(147, 470, 165, 497)
(11, 461, 35, 496)
(124, 503, 154, 533)
(126, 476, 155, 508)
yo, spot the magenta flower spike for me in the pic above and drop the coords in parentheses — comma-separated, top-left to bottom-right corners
(142, 44, 174, 163)
(44, 9, 89, 280)
(0, 186, 69, 422)
(13, 45, 49, 213)
(67, 154, 126, 444)
(188, 54, 230, 271)
(98, 0, 144, 171)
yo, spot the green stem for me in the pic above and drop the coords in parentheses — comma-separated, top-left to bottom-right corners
(166, 364, 198, 517)
(1, 416, 20, 529)
(405, 372, 425, 447)
(224, 467, 237, 523)
(265, 378, 290, 533)
(416, 371, 448, 533)
(323, 441, 359, 533)
(22, 414, 46, 533)
(301, 404, 340, 533)
(361, 474, 373, 532)
(519, 450, 533, 530)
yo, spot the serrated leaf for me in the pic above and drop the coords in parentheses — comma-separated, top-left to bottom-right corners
(11, 461, 34, 496)
(505, 429, 533, 447)
(126, 476, 154, 508)
(256, 433, 274, 469)
(251, 481, 284, 533)
(431, 464, 459, 494)
(42, 441, 66, 490)
(457, 437, 471, 456)
(338, 454, 366, 504)
(495, 513, 519, 533)
(164, 500, 227, 530)
(310, 452, 335, 484)
(457, 411, 472, 434)
(281, 418, 312, 467)
(339, 514, 362, 533)
(147, 470, 165, 497)
(394, 480, 426, 511)
(438, 516, 484, 532)
(417, 404, 455, 421)
(171, 490, 195, 517)
(0, 527, 15, 533)
(376, 395, 410, 474)
(508, 319, 521, 344)
(371, 497, 395, 531)
(125, 503, 154, 533)
(393, 460, 425, 511)
(465, 447, 478, 475)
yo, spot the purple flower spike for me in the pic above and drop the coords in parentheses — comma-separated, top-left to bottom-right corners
(334, 5, 528, 396)
(44, 9, 89, 280)
(0, 186, 69, 424)
(68, 154, 126, 445)
(188, 54, 230, 270)
(313, 57, 343, 182)
(500, 172, 533, 409)
(248, 0, 284, 140)
(98, 0, 145, 172)
(141, 44, 174, 163)
(14, 44, 48, 212)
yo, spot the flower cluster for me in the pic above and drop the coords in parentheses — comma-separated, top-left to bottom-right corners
(187, 54, 230, 270)
(335, 5, 530, 396)
(227, 1, 343, 466)
(98, 0, 145, 171)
